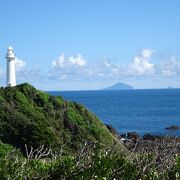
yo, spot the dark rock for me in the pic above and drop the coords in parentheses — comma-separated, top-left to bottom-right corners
(120, 134, 127, 138)
(127, 132, 140, 142)
(143, 133, 164, 141)
(165, 125, 180, 131)
(143, 133, 157, 141)
(105, 124, 121, 139)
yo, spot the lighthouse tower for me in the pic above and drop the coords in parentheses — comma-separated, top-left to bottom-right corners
(6, 46, 16, 87)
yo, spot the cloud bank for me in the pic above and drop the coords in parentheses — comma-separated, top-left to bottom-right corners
(1, 48, 180, 89)
(48, 48, 180, 84)
(49, 49, 157, 81)
(15, 58, 26, 71)
(14, 57, 44, 84)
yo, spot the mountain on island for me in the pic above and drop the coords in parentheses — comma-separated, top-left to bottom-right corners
(0, 83, 122, 154)
(103, 82, 133, 90)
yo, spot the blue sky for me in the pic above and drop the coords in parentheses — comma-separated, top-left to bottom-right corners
(1, 0, 180, 90)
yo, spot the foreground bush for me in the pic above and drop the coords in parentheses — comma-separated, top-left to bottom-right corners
(0, 142, 179, 179)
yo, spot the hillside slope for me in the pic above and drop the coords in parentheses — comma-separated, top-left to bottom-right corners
(0, 83, 120, 153)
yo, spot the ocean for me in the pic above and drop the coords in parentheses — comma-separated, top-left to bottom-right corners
(48, 89, 180, 136)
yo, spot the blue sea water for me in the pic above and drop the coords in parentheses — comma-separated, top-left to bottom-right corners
(48, 89, 180, 136)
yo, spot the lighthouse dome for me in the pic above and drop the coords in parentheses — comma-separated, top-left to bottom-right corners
(6, 46, 15, 59)
(8, 46, 13, 50)
(7, 46, 14, 53)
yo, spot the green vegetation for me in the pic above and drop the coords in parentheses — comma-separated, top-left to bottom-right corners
(0, 83, 179, 179)
(0, 141, 179, 179)
(0, 83, 119, 153)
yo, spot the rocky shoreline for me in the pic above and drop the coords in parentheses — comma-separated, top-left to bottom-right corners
(105, 124, 180, 154)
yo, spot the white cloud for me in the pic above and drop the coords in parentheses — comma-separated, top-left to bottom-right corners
(69, 54, 86, 66)
(50, 53, 87, 80)
(160, 56, 180, 76)
(15, 58, 26, 71)
(52, 53, 86, 68)
(49, 49, 180, 82)
(97, 49, 155, 78)
(128, 48, 155, 76)
(14, 58, 44, 83)
(49, 50, 156, 81)
(141, 48, 154, 58)
(52, 53, 65, 68)
(16, 66, 45, 84)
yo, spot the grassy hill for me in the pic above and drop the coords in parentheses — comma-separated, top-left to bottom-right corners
(0, 83, 120, 153)
(0, 83, 179, 179)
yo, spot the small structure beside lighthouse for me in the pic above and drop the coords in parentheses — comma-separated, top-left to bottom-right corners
(6, 46, 16, 87)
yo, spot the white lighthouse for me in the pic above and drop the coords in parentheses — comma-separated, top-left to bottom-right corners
(6, 46, 16, 87)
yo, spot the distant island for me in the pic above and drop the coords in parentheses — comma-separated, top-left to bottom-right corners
(103, 82, 133, 90)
